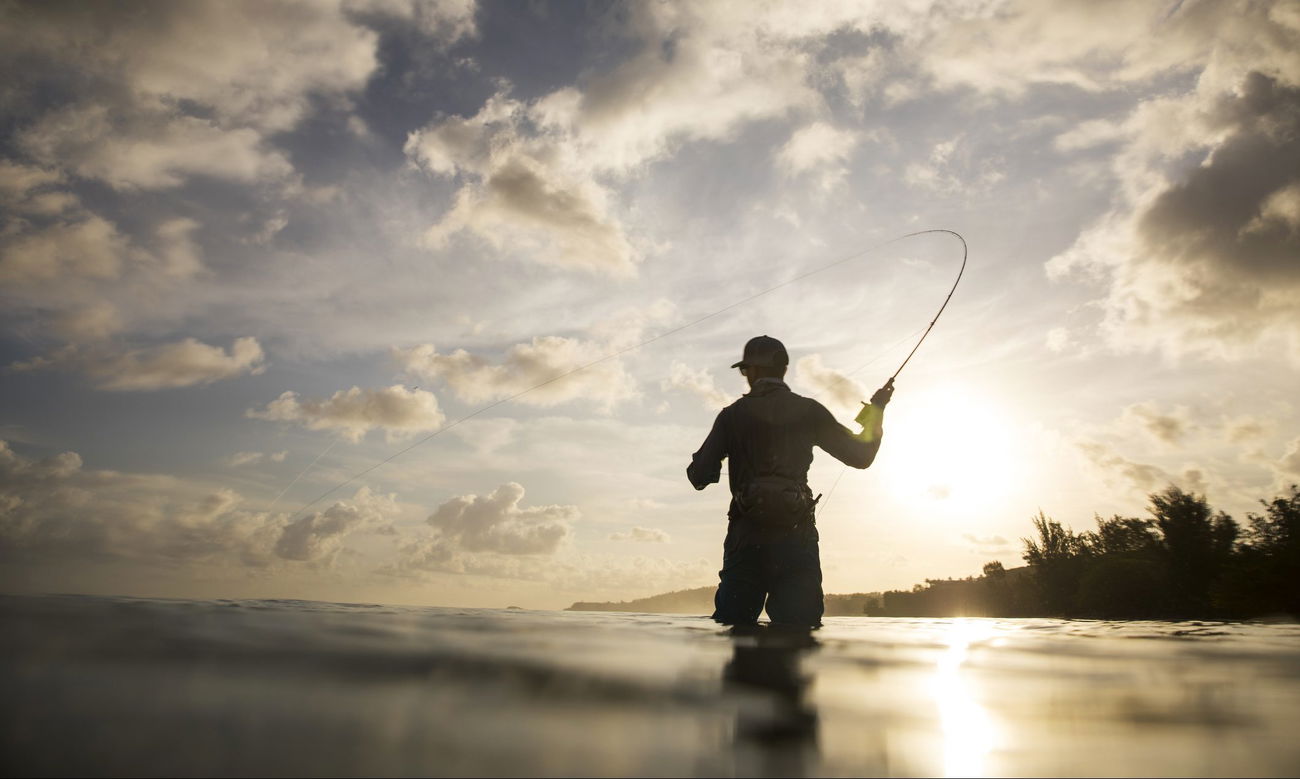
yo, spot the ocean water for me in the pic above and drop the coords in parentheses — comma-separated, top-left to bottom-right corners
(2, 594, 1298, 777)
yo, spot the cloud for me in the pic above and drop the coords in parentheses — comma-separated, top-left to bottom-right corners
(393, 337, 637, 411)
(344, 0, 478, 43)
(1118, 402, 1192, 445)
(661, 362, 732, 410)
(0, 161, 65, 204)
(962, 533, 1011, 553)
(10, 337, 266, 391)
(792, 354, 865, 414)
(1042, 3, 1300, 364)
(776, 122, 861, 189)
(1077, 440, 1207, 495)
(1223, 415, 1267, 445)
(902, 136, 1003, 195)
(0, 440, 393, 569)
(50, 303, 125, 343)
(404, 3, 909, 275)
(0, 215, 132, 284)
(398, 482, 578, 575)
(224, 451, 288, 468)
(425, 482, 576, 555)
(1045, 327, 1071, 353)
(1, 2, 392, 192)
(248, 384, 445, 443)
(406, 95, 639, 275)
(20, 105, 295, 191)
(609, 526, 671, 543)
(1273, 437, 1300, 485)
(275, 486, 397, 562)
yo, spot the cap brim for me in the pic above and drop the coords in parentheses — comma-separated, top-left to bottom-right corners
(730, 361, 745, 369)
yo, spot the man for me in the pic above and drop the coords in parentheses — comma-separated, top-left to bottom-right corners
(687, 335, 892, 627)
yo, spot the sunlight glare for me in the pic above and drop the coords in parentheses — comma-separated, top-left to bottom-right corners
(879, 383, 1021, 512)
(929, 619, 998, 777)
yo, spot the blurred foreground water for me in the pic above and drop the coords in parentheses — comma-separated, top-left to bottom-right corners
(2, 594, 1299, 777)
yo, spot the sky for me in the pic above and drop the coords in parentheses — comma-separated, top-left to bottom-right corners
(1, 0, 1298, 609)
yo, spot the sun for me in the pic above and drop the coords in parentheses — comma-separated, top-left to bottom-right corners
(874, 382, 1022, 512)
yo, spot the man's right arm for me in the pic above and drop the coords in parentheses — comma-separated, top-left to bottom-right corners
(687, 410, 727, 490)
(815, 403, 882, 469)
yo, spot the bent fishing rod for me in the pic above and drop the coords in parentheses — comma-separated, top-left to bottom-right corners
(276, 228, 968, 522)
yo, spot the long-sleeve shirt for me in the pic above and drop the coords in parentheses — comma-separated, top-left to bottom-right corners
(687, 378, 880, 529)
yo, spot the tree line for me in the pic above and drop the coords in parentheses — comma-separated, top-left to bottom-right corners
(869, 485, 1299, 620)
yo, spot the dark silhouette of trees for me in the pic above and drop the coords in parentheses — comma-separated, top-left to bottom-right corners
(871, 485, 1299, 620)
(1022, 511, 1090, 615)
(1148, 487, 1238, 615)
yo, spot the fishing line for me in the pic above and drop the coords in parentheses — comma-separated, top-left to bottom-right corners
(277, 229, 967, 522)
(265, 437, 339, 514)
(815, 229, 968, 515)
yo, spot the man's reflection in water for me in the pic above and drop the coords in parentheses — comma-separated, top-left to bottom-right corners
(724, 625, 820, 777)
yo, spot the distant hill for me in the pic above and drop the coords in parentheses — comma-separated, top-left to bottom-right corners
(568, 586, 715, 614)
(567, 587, 884, 616)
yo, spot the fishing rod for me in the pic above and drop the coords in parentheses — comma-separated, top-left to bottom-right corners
(882, 228, 967, 389)
(820, 228, 968, 514)
(275, 229, 968, 522)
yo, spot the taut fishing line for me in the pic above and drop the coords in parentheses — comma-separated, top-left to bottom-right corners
(815, 228, 967, 514)
(276, 229, 968, 523)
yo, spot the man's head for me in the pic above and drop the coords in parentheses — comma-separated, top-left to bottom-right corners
(732, 335, 788, 385)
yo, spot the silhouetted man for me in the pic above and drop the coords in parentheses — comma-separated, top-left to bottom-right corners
(688, 335, 892, 627)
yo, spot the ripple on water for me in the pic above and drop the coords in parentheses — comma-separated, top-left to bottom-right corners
(1, 594, 1298, 777)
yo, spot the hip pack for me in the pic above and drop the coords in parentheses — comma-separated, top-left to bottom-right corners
(736, 475, 817, 529)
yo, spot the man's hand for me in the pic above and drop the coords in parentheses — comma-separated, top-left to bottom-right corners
(870, 378, 895, 408)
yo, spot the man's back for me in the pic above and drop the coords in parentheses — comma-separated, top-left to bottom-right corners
(688, 378, 875, 514)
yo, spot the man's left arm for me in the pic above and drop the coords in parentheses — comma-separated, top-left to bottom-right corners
(687, 411, 728, 490)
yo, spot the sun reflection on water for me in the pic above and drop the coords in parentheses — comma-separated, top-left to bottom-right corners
(930, 619, 998, 777)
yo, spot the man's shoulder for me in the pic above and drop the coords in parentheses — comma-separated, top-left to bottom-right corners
(734, 387, 831, 417)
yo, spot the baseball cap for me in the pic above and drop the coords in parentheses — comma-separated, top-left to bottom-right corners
(731, 335, 789, 369)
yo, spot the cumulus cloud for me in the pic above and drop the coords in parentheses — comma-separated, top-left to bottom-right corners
(404, 2, 913, 274)
(792, 354, 865, 414)
(10, 337, 267, 391)
(609, 526, 671, 543)
(397, 482, 578, 577)
(426, 482, 576, 555)
(661, 362, 732, 410)
(393, 337, 637, 411)
(0, 0, 474, 358)
(406, 95, 639, 275)
(0, 440, 393, 569)
(0, 1, 435, 190)
(275, 486, 397, 562)
(1041, 3, 1300, 364)
(248, 384, 445, 443)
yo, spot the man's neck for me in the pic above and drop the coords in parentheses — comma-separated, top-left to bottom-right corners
(747, 377, 788, 394)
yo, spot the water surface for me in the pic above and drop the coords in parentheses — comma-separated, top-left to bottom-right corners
(2, 594, 1298, 777)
